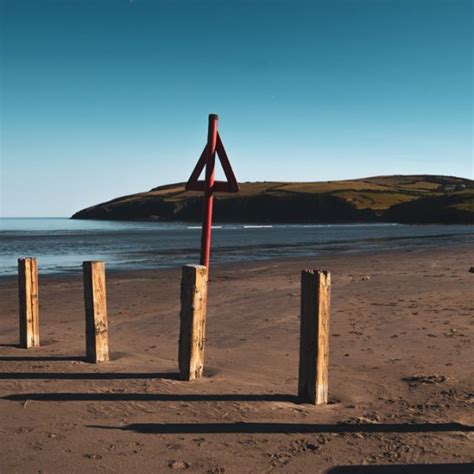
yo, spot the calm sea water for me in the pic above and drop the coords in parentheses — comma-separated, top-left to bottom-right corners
(1, 218, 473, 276)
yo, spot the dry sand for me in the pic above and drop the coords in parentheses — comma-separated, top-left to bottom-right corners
(0, 246, 473, 473)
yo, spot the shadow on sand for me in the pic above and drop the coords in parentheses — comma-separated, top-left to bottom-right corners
(326, 464, 473, 474)
(86, 421, 473, 435)
(0, 372, 179, 380)
(3, 392, 298, 402)
(0, 356, 86, 362)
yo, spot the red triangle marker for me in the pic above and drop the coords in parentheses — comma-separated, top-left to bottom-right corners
(185, 114, 239, 269)
(186, 134, 239, 192)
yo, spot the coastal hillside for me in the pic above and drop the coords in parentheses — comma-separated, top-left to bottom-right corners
(72, 175, 474, 224)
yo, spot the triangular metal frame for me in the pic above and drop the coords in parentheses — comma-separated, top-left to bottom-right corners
(185, 132, 239, 193)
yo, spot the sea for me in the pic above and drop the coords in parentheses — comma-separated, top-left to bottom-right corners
(0, 218, 473, 277)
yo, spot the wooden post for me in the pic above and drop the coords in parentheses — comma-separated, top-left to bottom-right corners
(178, 264, 208, 381)
(83, 261, 109, 363)
(298, 270, 331, 405)
(18, 257, 40, 348)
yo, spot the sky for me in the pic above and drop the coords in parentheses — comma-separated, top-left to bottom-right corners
(0, 0, 472, 217)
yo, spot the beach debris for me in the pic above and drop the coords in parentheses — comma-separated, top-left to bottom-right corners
(84, 454, 103, 460)
(469, 267, 474, 273)
(402, 375, 447, 386)
(169, 460, 190, 470)
(343, 414, 380, 424)
(360, 275, 371, 281)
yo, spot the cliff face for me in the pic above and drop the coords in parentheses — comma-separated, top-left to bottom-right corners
(72, 175, 474, 224)
(211, 193, 377, 222)
(385, 192, 474, 224)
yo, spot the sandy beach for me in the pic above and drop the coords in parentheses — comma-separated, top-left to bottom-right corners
(0, 246, 473, 473)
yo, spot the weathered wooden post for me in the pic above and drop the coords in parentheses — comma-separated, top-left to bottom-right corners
(83, 261, 109, 363)
(178, 264, 208, 381)
(298, 270, 331, 405)
(18, 257, 40, 348)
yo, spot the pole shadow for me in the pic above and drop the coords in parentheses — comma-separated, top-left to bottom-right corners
(3, 393, 298, 403)
(0, 372, 179, 380)
(326, 464, 473, 474)
(88, 421, 473, 435)
(0, 356, 85, 362)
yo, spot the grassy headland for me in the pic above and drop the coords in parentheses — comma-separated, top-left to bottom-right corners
(72, 175, 473, 224)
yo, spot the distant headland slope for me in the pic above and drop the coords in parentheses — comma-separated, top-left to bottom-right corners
(72, 175, 474, 224)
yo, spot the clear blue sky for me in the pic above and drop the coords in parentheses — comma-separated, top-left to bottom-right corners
(1, 0, 472, 217)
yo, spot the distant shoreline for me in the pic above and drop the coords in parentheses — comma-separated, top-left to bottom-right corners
(71, 216, 474, 225)
(1, 240, 472, 281)
(2, 217, 472, 278)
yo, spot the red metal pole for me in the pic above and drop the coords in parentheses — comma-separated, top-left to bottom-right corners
(200, 114, 218, 269)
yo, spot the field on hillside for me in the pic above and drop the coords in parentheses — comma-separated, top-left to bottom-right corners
(72, 175, 474, 224)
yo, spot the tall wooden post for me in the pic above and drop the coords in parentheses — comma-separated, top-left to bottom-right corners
(18, 257, 40, 348)
(83, 261, 109, 363)
(178, 264, 208, 381)
(298, 270, 331, 405)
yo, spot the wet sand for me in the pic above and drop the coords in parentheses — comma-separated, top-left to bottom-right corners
(0, 246, 473, 473)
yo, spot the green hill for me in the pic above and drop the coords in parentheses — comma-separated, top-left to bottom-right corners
(71, 175, 474, 224)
